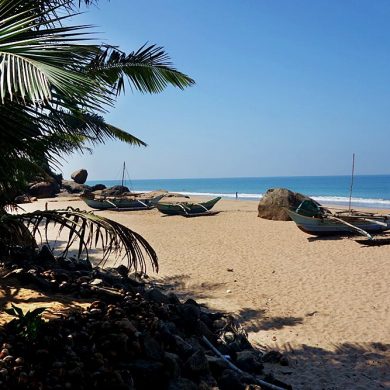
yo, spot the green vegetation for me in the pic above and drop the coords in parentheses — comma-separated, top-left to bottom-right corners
(4, 305, 46, 341)
(0, 0, 194, 270)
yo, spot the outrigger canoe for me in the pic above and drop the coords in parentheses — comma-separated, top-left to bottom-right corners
(81, 193, 165, 211)
(156, 197, 221, 217)
(288, 199, 390, 240)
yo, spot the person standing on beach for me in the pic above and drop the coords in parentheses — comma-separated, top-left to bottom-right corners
(236, 192, 238, 199)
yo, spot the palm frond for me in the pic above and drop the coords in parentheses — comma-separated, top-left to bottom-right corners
(0, 0, 194, 216)
(0, 99, 147, 209)
(45, 109, 147, 147)
(107, 124, 147, 146)
(87, 44, 195, 95)
(0, 100, 144, 172)
(0, 211, 36, 252)
(10, 207, 158, 273)
(0, 2, 106, 105)
(0, 0, 96, 22)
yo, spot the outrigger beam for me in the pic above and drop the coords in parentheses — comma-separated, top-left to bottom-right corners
(328, 216, 373, 240)
(105, 199, 119, 209)
(361, 218, 388, 228)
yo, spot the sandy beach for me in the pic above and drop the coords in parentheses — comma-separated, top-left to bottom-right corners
(12, 196, 390, 389)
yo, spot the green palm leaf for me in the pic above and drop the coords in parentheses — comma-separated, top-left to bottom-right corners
(0, 0, 200, 282)
(88, 44, 195, 95)
(0, 2, 105, 105)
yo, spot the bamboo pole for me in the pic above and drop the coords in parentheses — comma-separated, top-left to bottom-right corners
(348, 153, 355, 211)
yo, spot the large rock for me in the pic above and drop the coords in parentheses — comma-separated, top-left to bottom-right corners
(62, 180, 91, 194)
(71, 169, 88, 184)
(257, 188, 308, 221)
(101, 185, 130, 196)
(28, 181, 60, 198)
(91, 183, 106, 192)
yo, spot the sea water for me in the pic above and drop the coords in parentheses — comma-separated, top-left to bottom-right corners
(87, 175, 390, 209)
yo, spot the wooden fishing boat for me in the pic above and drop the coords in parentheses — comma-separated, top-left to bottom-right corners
(288, 199, 390, 240)
(80, 162, 166, 211)
(81, 193, 165, 211)
(156, 197, 221, 216)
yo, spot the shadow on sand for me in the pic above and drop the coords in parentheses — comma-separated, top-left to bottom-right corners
(237, 307, 304, 333)
(150, 274, 227, 301)
(259, 341, 390, 389)
(155, 275, 390, 388)
(307, 235, 348, 242)
(356, 237, 390, 247)
(307, 232, 390, 247)
(154, 275, 304, 333)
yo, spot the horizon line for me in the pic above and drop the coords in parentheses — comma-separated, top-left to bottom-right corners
(85, 173, 390, 182)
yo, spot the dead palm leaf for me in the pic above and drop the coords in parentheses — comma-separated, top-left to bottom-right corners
(3, 207, 158, 274)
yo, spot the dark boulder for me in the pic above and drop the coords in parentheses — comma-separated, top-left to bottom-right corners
(257, 188, 309, 221)
(71, 169, 88, 184)
(101, 185, 130, 196)
(28, 181, 59, 198)
(62, 180, 91, 194)
(91, 183, 106, 191)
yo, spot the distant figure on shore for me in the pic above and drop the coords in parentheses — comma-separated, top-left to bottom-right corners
(235, 192, 238, 199)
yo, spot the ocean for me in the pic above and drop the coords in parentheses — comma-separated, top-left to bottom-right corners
(87, 175, 390, 209)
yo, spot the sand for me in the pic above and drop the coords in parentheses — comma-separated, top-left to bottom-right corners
(7, 197, 390, 389)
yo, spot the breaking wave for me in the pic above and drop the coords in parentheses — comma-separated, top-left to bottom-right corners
(136, 190, 390, 209)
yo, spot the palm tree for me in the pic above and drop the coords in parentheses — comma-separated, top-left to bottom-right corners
(0, 0, 194, 272)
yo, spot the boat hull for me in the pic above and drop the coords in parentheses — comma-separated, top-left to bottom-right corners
(82, 195, 163, 211)
(288, 210, 390, 236)
(156, 197, 221, 216)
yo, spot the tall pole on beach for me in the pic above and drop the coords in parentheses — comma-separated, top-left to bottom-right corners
(348, 153, 355, 211)
(121, 161, 125, 187)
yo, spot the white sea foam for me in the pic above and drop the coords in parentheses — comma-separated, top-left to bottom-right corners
(311, 196, 390, 207)
(179, 191, 258, 199)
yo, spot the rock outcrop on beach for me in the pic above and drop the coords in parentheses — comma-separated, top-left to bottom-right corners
(258, 188, 308, 221)
(101, 185, 130, 196)
(71, 169, 88, 184)
(61, 180, 91, 194)
(91, 183, 106, 191)
(27, 181, 60, 199)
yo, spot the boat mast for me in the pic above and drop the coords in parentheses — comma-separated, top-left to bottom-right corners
(121, 161, 125, 187)
(348, 153, 355, 211)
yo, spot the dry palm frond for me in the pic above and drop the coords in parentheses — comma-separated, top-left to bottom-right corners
(4, 207, 158, 273)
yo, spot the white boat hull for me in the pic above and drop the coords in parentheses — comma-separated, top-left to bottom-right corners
(288, 210, 390, 236)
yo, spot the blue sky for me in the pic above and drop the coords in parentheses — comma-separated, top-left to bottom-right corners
(62, 0, 390, 180)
